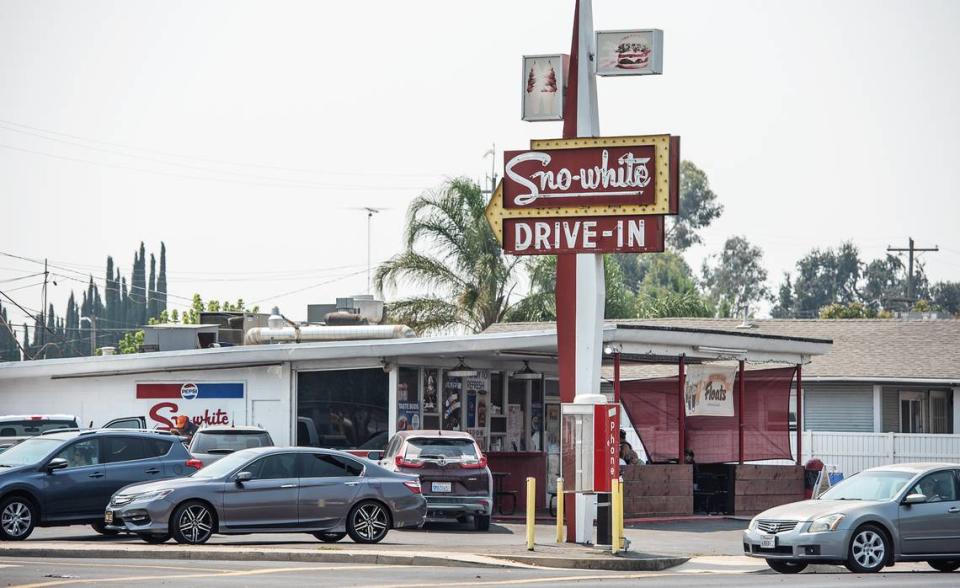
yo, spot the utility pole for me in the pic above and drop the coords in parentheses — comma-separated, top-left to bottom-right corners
(887, 237, 939, 303)
(82, 316, 97, 356)
(41, 258, 48, 349)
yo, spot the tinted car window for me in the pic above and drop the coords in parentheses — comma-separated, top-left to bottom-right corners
(103, 437, 146, 463)
(55, 439, 100, 468)
(909, 471, 958, 503)
(404, 438, 478, 459)
(104, 418, 142, 429)
(247, 454, 296, 479)
(192, 431, 272, 453)
(0, 438, 63, 466)
(300, 453, 363, 478)
(0, 419, 78, 436)
(144, 438, 172, 458)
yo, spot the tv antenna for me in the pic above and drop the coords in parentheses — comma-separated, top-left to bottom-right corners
(350, 207, 389, 294)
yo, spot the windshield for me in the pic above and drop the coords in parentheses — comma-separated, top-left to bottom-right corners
(0, 438, 64, 466)
(404, 438, 478, 461)
(819, 471, 915, 501)
(0, 420, 77, 437)
(191, 431, 272, 454)
(190, 451, 256, 479)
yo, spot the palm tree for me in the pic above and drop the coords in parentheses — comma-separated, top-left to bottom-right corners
(375, 178, 523, 334)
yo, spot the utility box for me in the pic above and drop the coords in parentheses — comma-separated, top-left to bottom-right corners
(561, 403, 619, 493)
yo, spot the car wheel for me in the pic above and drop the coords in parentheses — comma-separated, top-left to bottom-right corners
(765, 559, 808, 574)
(137, 533, 170, 544)
(91, 521, 120, 536)
(474, 514, 491, 532)
(171, 501, 216, 545)
(313, 532, 347, 543)
(845, 524, 888, 573)
(928, 560, 960, 572)
(346, 500, 391, 544)
(0, 496, 37, 541)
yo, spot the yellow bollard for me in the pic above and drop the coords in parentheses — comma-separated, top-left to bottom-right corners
(526, 477, 536, 551)
(611, 478, 621, 554)
(617, 478, 624, 551)
(555, 477, 564, 543)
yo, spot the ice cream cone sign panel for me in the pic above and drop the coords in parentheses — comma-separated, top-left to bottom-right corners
(522, 55, 568, 122)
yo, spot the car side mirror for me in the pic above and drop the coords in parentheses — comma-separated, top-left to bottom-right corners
(234, 471, 253, 485)
(904, 493, 927, 505)
(46, 457, 69, 473)
(367, 450, 383, 461)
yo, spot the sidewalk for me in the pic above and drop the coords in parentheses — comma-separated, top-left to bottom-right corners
(7, 522, 691, 572)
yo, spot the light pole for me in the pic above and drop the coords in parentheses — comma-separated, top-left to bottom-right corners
(81, 315, 96, 356)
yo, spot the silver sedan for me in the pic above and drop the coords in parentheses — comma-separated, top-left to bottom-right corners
(105, 447, 426, 545)
(743, 462, 960, 574)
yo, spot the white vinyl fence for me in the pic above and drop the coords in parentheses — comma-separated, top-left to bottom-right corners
(769, 431, 960, 476)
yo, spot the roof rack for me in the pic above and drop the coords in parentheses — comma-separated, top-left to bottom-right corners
(40, 427, 81, 435)
(95, 428, 182, 437)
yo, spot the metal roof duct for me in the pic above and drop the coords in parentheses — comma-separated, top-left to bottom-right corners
(243, 324, 415, 345)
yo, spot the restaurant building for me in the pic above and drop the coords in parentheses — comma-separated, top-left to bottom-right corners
(0, 321, 830, 517)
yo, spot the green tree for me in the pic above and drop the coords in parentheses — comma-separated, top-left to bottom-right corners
(667, 161, 724, 251)
(636, 290, 713, 318)
(156, 242, 167, 314)
(375, 178, 523, 334)
(930, 281, 960, 315)
(819, 302, 877, 319)
(701, 236, 770, 317)
(118, 330, 144, 354)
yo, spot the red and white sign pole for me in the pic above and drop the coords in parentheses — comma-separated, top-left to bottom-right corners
(556, 0, 606, 543)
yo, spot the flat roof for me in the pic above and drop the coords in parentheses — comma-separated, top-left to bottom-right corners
(0, 324, 830, 381)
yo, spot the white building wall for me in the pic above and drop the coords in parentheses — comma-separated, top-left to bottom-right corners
(0, 364, 294, 445)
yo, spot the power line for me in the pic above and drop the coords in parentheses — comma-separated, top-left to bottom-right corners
(0, 142, 429, 193)
(250, 268, 370, 305)
(887, 237, 939, 302)
(0, 117, 445, 179)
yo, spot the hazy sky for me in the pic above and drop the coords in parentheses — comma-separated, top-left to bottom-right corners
(2, 0, 959, 330)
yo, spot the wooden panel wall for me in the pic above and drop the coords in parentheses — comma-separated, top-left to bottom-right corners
(621, 464, 693, 518)
(733, 464, 804, 516)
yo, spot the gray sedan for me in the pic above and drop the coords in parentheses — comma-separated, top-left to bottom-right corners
(743, 462, 960, 574)
(106, 447, 426, 545)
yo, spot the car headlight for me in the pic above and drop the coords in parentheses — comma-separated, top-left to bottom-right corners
(807, 513, 845, 533)
(748, 516, 760, 531)
(132, 489, 174, 503)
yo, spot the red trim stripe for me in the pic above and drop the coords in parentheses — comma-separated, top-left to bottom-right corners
(136, 383, 182, 399)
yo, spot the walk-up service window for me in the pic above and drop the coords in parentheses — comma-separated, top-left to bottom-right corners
(297, 368, 388, 449)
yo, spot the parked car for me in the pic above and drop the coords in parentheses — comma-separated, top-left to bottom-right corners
(108, 446, 426, 545)
(188, 426, 274, 467)
(0, 429, 200, 541)
(378, 430, 492, 531)
(743, 463, 960, 574)
(0, 415, 80, 452)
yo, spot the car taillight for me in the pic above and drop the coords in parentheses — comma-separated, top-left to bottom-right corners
(395, 455, 424, 469)
(461, 455, 488, 469)
(403, 480, 422, 494)
(185, 459, 203, 470)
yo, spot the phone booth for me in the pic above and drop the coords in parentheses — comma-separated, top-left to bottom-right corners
(561, 403, 619, 542)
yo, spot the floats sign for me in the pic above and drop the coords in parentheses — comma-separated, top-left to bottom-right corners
(136, 382, 246, 428)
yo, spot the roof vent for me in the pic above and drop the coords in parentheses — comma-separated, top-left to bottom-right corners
(736, 304, 757, 329)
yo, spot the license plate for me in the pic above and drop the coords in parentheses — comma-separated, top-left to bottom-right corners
(431, 482, 452, 493)
(761, 534, 776, 549)
(104, 510, 114, 524)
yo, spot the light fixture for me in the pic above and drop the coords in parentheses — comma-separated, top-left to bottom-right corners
(511, 360, 542, 381)
(447, 356, 477, 378)
(696, 345, 748, 356)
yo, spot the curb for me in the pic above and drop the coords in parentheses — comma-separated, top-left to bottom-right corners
(0, 544, 688, 572)
(496, 554, 689, 572)
(0, 545, 523, 569)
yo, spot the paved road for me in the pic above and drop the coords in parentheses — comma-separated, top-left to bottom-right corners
(1, 557, 958, 587)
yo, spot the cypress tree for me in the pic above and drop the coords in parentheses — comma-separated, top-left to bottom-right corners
(157, 242, 167, 314)
(148, 253, 157, 320)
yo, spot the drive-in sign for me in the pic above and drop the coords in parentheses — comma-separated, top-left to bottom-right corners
(503, 144, 657, 209)
(485, 134, 678, 255)
(504, 215, 664, 255)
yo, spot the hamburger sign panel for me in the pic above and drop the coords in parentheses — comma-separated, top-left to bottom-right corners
(596, 29, 663, 76)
